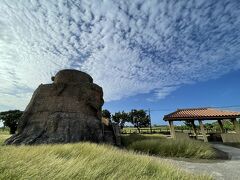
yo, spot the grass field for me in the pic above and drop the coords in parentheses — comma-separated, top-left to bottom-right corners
(122, 127, 195, 135)
(0, 129, 10, 144)
(0, 133, 211, 180)
(122, 127, 170, 134)
(122, 134, 218, 159)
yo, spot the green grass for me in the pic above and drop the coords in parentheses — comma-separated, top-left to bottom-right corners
(121, 134, 165, 146)
(122, 126, 193, 134)
(0, 130, 10, 144)
(0, 134, 211, 180)
(0, 129, 9, 135)
(122, 134, 217, 159)
(123, 127, 170, 134)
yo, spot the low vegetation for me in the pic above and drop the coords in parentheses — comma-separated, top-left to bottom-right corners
(122, 126, 170, 134)
(224, 143, 240, 149)
(122, 134, 217, 159)
(0, 129, 10, 144)
(121, 134, 165, 147)
(0, 133, 210, 180)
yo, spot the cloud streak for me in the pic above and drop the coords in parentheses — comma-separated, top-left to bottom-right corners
(0, 0, 240, 109)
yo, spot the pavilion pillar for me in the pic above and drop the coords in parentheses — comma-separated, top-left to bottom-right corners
(198, 120, 208, 142)
(168, 121, 176, 139)
(217, 120, 224, 133)
(231, 118, 240, 134)
(190, 120, 197, 136)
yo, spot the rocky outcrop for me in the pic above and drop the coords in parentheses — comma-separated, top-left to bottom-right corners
(5, 69, 107, 145)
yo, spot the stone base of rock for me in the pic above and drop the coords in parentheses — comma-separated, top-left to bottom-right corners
(103, 123, 121, 146)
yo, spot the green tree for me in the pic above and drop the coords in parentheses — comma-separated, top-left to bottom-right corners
(184, 120, 192, 129)
(129, 109, 150, 133)
(223, 120, 234, 131)
(205, 123, 213, 130)
(112, 111, 129, 129)
(0, 110, 23, 134)
(102, 109, 111, 119)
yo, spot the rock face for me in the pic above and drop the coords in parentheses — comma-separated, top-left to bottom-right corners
(5, 69, 107, 145)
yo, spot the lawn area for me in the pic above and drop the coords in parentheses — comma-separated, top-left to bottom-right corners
(0, 130, 10, 144)
(0, 134, 211, 180)
(122, 127, 192, 135)
(122, 134, 218, 159)
(0, 128, 9, 134)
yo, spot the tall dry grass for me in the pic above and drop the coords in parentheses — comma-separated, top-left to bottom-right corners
(123, 134, 217, 159)
(0, 134, 211, 180)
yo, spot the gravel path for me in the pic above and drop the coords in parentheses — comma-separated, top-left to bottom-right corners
(165, 144, 240, 180)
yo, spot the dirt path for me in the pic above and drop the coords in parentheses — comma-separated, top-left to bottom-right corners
(164, 144, 240, 180)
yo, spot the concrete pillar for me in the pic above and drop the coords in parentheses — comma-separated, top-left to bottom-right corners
(190, 120, 197, 136)
(217, 120, 224, 133)
(198, 120, 208, 142)
(231, 118, 240, 133)
(168, 121, 176, 139)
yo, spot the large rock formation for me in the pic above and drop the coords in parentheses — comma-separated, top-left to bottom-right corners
(5, 69, 112, 145)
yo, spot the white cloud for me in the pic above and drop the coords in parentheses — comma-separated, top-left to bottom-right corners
(0, 93, 32, 111)
(0, 0, 240, 110)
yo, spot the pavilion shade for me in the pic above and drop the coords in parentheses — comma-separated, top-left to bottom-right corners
(163, 108, 240, 121)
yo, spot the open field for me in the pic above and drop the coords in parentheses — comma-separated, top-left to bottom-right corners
(0, 133, 211, 180)
(122, 125, 234, 134)
(0, 130, 10, 144)
(0, 128, 9, 134)
(122, 127, 201, 135)
(122, 127, 170, 134)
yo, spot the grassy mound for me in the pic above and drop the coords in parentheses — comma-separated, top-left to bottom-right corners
(0, 134, 210, 180)
(123, 134, 217, 159)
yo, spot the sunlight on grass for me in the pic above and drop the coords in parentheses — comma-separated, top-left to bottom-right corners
(122, 134, 217, 159)
(121, 134, 165, 147)
(0, 134, 211, 180)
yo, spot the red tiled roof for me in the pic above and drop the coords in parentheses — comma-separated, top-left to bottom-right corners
(163, 108, 240, 121)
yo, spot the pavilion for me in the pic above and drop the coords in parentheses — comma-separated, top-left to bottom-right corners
(163, 108, 240, 142)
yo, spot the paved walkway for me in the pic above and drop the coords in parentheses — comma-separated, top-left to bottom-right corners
(165, 144, 240, 180)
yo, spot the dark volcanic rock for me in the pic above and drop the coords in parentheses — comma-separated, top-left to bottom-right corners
(5, 69, 106, 145)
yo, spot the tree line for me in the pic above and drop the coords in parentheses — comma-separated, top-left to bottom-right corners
(0, 110, 23, 134)
(2, 109, 237, 135)
(0, 109, 150, 134)
(102, 109, 150, 133)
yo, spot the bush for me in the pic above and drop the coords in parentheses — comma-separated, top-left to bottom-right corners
(127, 138, 217, 159)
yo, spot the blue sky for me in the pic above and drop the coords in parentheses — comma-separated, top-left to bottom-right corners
(0, 0, 240, 125)
(104, 70, 240, 125)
